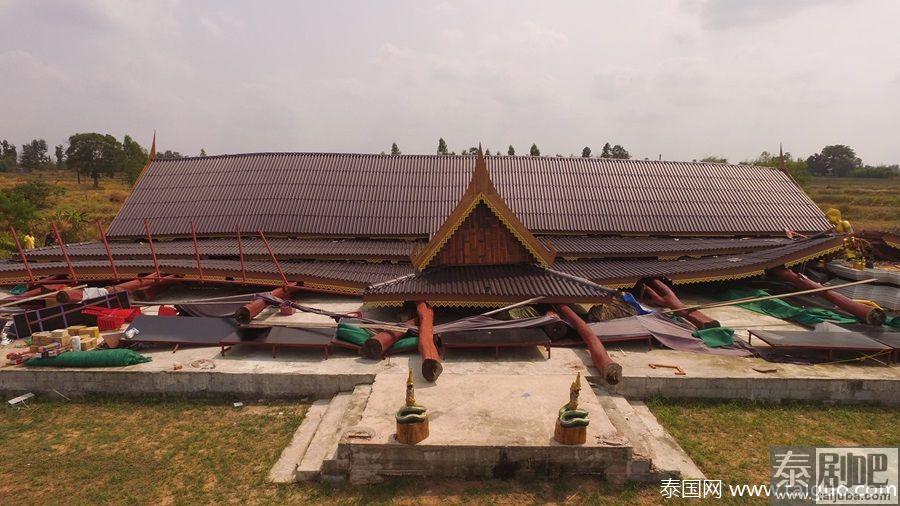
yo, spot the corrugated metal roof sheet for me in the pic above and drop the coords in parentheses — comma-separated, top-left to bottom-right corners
(364, 264, 611, 300)
(21, 236, 794, 262)
(23, 238, 416, 261)
(107, 153, 831, 238)
(554, 236, 843, 286)
(546, 236, 795, 257)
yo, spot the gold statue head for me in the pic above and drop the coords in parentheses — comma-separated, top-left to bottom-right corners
(405, 369, 416, 407)
(568, 373, 582, 410)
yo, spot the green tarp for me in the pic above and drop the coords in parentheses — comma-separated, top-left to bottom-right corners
(335, 323, 374, 346)
(692, 327, 735, 348)
(389, 336, 418, 353)
(26, 349, 151, 368)
(716, 287, 858, 326)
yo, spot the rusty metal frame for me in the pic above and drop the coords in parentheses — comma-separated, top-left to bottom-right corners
(258, 229, 288, 287)
(190, 219, 204, 283)
(9, 225, 35, 283)
(96, 220, 120, 282)
(51, 221, 78, 283)
(143, 219, 162, 281)
(236, 225, 248, 284)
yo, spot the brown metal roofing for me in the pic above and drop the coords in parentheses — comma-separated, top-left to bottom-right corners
(21, 235, 794, 262)
(23, 238, 417, 261)
(364, 263, 613, 303)
(0, 258, 413, 288)
(546, 236, 795, 258)
(0, 236, 841, 292)
(553, 235, 843, 287)
(106, 153, 831, 239)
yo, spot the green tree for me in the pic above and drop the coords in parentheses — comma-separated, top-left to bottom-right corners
(600, 143, 612, 158)
(700, 156, 727, 163)
(529, 143, 540, 156)
(0, 180, 61, 233)
(390, 142, 401, 155)
(122, 135, 148, 184)
(437, 138, 448, 155)
(65, 133, 125, 188)
(581, 146, 591, 158)
(54, 145, 65, 167)
(19, 139, 49, 170)
(806, 145, 861, 177)
(157, 150, 183, 160)
(507, 145, 515, 156)
(743, 150, 810, 184)
(610, 145, 630, 159)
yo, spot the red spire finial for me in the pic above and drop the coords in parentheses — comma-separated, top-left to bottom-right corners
(149, 130, 157, 161)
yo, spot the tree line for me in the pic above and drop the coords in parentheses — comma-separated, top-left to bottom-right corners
(0, 134, 211, 189)
(699, 144, 898, 181)
(386, 139, 633, 159)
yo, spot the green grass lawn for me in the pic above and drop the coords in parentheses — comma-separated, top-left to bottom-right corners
(2, 396, 897, 504)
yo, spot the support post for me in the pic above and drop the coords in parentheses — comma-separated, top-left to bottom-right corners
(236, 225, 247, 284)
(768, 266, 886, 325)
(234, 284, 302, 324)
(416, 302, 443, 382)
(361, 318, 416, 359)
(9, 225, 35, 283)
(258, 230, 288, 287)
(143, 219, 162, 281)
(638, 278, 719, 329)
(51, 221, 78, 283)
(556, 304, 622, 385)
(190, 220, 204, 283)
(96, 220, 119, 282)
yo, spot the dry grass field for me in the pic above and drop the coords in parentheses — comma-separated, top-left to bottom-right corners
(2, 397, 897, 504)
(803, 176, 900, 232)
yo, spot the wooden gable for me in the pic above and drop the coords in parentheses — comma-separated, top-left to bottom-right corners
(411, 147, 556, 270)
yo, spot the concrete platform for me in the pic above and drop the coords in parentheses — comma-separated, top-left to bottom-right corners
(331, 373, 633, 484)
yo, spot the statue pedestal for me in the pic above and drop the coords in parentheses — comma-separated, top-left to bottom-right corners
(396, 417, 429, 445)
(553, 419, 586, 445)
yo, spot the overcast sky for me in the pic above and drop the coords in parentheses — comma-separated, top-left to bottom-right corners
(1, 0, 898, 164)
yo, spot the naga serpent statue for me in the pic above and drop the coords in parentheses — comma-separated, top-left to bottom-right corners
(395, 370, 428, 424)
(558, 373, 590, 428)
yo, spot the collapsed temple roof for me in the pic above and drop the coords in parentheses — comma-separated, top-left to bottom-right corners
(106, 153, 831, 238)
(3, 150, 848, 305)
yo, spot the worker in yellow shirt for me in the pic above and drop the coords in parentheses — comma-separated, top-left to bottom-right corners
(22, 233, 36, 250)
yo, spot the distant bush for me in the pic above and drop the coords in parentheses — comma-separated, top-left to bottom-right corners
(107, 190, 129, 203)
(849, 165, 899, 178)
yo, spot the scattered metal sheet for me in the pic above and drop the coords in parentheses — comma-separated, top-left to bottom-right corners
(125, 315, 243, 346)
(748, 329, 891, 363)
(220, 326, 334, 358)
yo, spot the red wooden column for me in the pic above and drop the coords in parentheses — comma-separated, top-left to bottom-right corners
(768, 266, 886, 325)
(556, 304, 622, 385)
(233, 284, 302, 324)
(416, 302, 443, 382)
(638, 278, 720, 329)
(360, 318, 417, 359)
(9, 225, 35, 283)
(57, 274, 176, 303)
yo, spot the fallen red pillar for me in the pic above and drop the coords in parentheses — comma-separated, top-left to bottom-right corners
(416, 302, 443, 382)
(57, 275, 176, 303)
(556, 304, 622, 385)
(0, 283, 69, 304)
(768, 266, 886, 325)
(638, 278, 720, 329)
(234, 284, 302, 324)
(360, 318, 416, 360)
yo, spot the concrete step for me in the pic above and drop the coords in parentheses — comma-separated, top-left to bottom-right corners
(629, 400, 705, 480)
(321, 384, 373, 479)
(595, 389, 654, 481)
(267, 399, 329, 483)
(295, 385, 372, 482)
